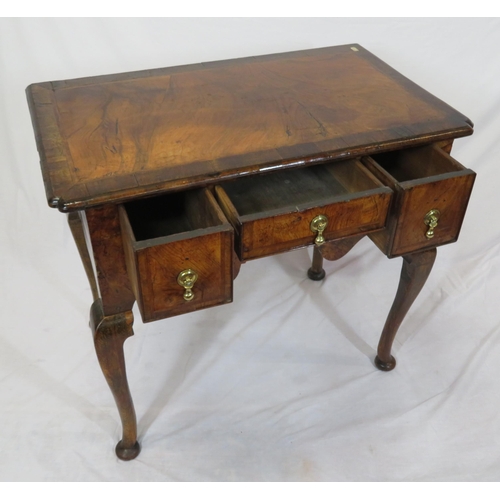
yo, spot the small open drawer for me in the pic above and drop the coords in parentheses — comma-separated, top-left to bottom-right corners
(214, 159, 393, 261)
(119, 188, 233, 322)
(362, 144, 476, 257)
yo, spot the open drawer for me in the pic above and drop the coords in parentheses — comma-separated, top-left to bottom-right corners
(214, 159, 393, 261)
(362, 144, 476, 257)
(119, 188, 234, 322)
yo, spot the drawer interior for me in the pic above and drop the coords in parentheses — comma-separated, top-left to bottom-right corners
(220, 160, 385, 217)
(370, 144, 464, 183)
(124, 188, 226, 243)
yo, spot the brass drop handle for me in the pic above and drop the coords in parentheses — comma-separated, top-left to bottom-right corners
(310, 214, 328, 246)
(424, 209, 440, 239)
(177, 269, 198, 301)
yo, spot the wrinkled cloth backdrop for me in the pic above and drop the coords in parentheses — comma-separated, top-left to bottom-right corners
(1, 18, 499, 480)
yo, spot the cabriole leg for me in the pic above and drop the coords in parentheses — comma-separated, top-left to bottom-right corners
(375, 248, 437, 371)
(85, 205, 139, 459)
(90, 299, 140, 460)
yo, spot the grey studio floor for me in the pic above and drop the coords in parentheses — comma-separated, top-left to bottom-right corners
(1, 17, 500, 481)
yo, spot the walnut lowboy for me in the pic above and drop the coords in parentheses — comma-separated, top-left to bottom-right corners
(27, 44, 475, 460)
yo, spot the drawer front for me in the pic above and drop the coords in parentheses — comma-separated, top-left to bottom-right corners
(393, 173, 475, 255)
(238, 193, 391, 260)
(362, 144, 476, 257)
(215, 159, 393, 261)
(119, 188, 233, 322)
(134, 231, 233, 322)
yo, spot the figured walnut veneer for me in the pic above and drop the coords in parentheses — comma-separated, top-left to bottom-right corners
(26, 44, 472, 212)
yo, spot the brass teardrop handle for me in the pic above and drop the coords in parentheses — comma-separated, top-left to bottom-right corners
(177, 269, 198, 301)
(310, 214, 328, 246)
(424, 209, 440, 239)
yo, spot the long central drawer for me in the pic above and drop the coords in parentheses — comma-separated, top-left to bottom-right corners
(215, 159, 393, 261)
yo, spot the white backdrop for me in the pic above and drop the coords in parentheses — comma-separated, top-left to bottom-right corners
(1, 17, 500, 481)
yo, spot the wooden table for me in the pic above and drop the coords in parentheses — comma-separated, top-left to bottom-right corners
(26, 44, 476, 460)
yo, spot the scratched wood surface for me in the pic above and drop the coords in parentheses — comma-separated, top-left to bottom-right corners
(26, 44, 473, 212)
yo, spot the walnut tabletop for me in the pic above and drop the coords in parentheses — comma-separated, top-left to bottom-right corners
(26, 44, 472, 212)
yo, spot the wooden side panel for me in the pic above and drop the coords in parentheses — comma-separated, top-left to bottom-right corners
(136, 229, 233, 322)
(240, 190, 392, 260)
(118, 205, 143, 310)
(213, 185, 242, 232)
(86, 204, 136, 315)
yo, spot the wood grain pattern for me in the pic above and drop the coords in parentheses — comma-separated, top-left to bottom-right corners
(26, 44, 473, 212)
(137, 231, 232, 322)
(392, 173, 475, 255)
(363, 145, 475, 257)
(85, 204, 136, 316)
(238, 193, 391, 260)
(215, 159, 392, 261)
(120, 188, 234, 322)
